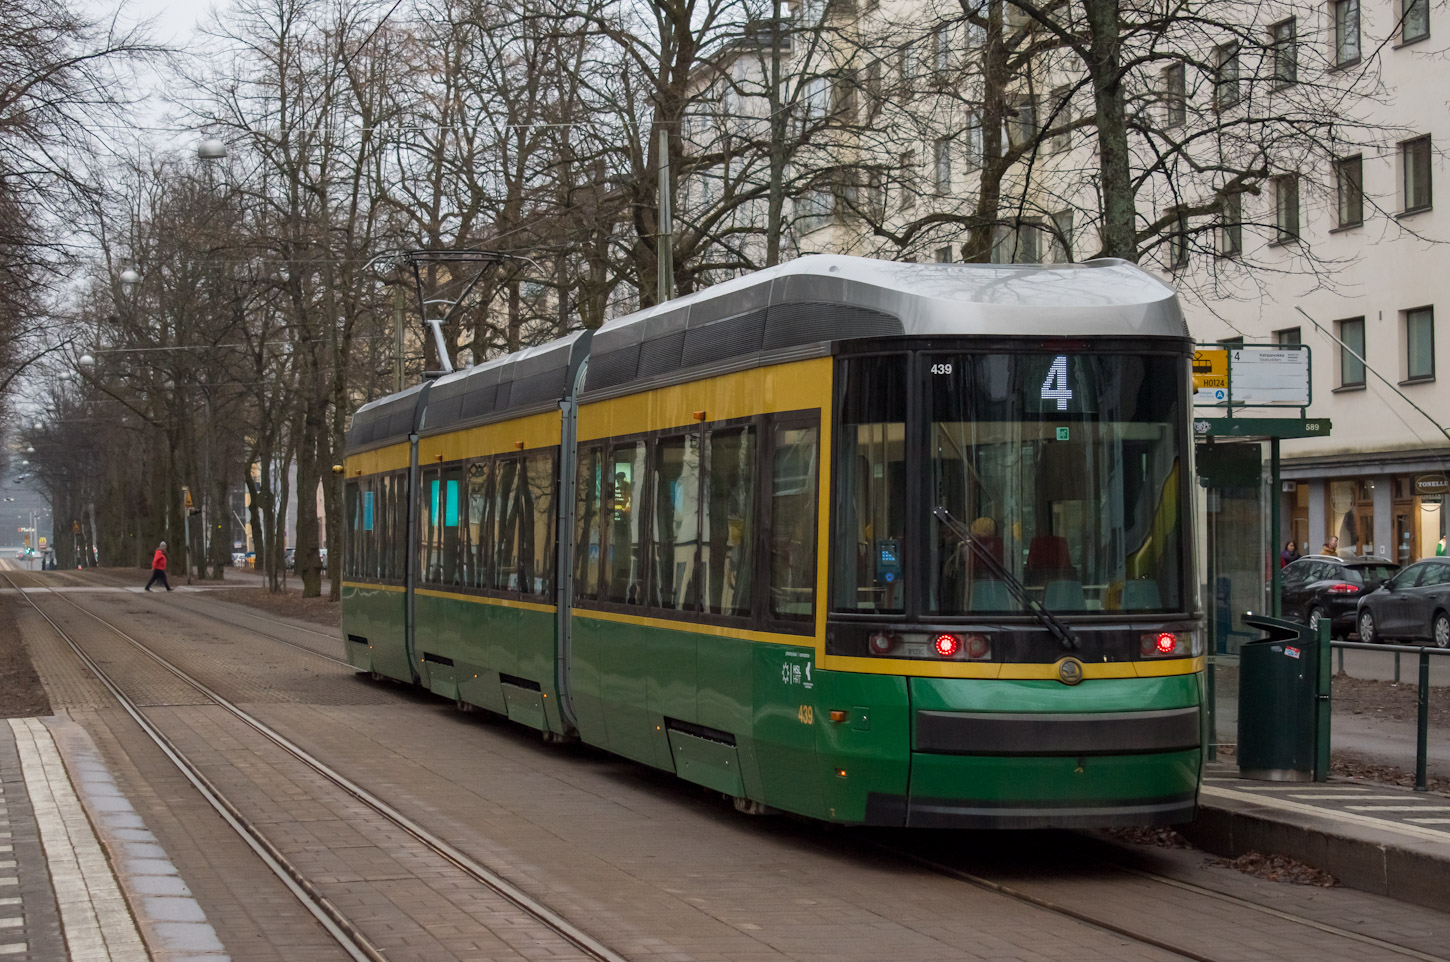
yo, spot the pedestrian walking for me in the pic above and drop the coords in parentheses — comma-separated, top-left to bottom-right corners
(145, 541, 173, 592)
(1321, 535, 1340, 557)
(1280, 540, 1300, 568)
(1438, 534, 1446, 557)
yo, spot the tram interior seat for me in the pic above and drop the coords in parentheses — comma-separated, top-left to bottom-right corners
(969, 580, 1012, 612)
(1121, 578, 1161, 611)
(1043, 579, 1087, 611)
(1025, 536, 1075, 586)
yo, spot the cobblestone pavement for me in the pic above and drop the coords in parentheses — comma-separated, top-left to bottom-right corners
(5, 571, 1449, 961)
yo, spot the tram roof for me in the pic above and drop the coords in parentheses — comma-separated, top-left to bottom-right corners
(581, 255, 1185, 398)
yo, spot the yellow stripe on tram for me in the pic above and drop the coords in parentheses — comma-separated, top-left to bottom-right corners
(578, 357, 832, 440)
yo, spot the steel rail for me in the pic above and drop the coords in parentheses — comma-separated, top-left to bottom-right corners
(874, 838, 1450, 962)
(0, 569, 386, 962)
(10, 568, 631, 962)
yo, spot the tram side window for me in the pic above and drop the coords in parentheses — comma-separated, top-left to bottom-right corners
(493, 458, 522, 592)
(574, 445, 603, 601)
(702, 426, 755, 617)
(361, 478, 377, 578)
(769, 421, 820, 622)
(520, 451, 555, 596)
(831, 355, 908, 613)
(345, 480, 360, 578)
(419, 467, 439, 583)
(464, 460, 491, 589)
(605, 441, 648, 605)
(440, 463, 462, 585)
(373, 475, 389, 581)
(651, 434, 701, 610)
(390, 471, 407, 582)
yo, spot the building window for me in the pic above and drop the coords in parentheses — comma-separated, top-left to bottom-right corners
(934, 24, 951, 78)
(898, 42, 915, 98)
(1046, 86, 1071, 153)
(1405, 306, 1435, 381)
(1220, 193, 1242, 257)
(1402, 136, 1432, 212)
(1010, 96, 1037, 146)
(865, 170, 885, 221)
(1339, 316, 1366, 388)
(1050, 209, 1074, 263)
(865, 61, 882, 116)
(900, 150, 916, 212)
(1169, 213, 1189, 269)
(1019, 221, 1041, 264)
(1336, 155, 1364, 227)
(1276, 327, 1301, 346)
(935, 245, 952, 263)
(934, 138, 951, 194)
(1273, 175, 1299, 244)
(1402, 0, 1429, 43)
(1214, 43, 1240, 109)
(964, 110, 984, 167)
(1163, 64, 1186, 127)
(1271, 19, 1297, 85)
(1334, 0, 1360, 66)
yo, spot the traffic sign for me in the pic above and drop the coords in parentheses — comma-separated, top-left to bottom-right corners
(72, 520, 81, 534)
(183, 486, 193, 509)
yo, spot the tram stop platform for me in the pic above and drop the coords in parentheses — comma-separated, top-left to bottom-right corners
(1191, 760, 1450, 913)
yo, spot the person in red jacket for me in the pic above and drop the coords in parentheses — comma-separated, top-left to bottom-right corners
(145, 541, 172, 592)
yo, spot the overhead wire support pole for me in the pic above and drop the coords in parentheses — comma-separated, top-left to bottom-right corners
(657, 127, 674, 304)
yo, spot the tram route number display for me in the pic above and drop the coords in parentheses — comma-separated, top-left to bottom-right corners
(932, 354, 1080, 412)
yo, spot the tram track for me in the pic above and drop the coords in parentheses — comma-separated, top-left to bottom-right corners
(873, 834, 1450, 962)
(9, 565, 1450, 962)
(0, 566, 631, 962)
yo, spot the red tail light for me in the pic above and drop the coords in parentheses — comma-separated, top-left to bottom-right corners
(1141, 632, 1183, 657)
(1327, 583, 1360, 594)
(869, 632, 898, 655)
(964, 634, 990, 660)
(934, 633, 961, 658)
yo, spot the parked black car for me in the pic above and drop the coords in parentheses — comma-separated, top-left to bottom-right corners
(1280, 554, 1399, 639)
(1356, 557, 1450, 648)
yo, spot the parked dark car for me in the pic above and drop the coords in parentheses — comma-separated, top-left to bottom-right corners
(1357, 558, 1450, 648)
(1280, 554, 1399, 639)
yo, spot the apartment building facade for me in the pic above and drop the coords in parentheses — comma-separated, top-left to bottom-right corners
(691, 0, 1448, 568)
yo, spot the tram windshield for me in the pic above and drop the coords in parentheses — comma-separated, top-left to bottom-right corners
(832, 351, 1187, 616)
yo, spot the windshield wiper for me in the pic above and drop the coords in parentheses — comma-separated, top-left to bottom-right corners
(934, 505, 1079, 652)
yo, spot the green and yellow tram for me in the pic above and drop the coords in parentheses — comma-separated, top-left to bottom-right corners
(341, 256, 1204, 828)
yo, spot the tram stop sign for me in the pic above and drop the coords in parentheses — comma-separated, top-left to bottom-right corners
(1192, 350, 1228, 401)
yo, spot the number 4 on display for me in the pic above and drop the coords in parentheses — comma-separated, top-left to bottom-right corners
(1040, 355, 1072, 410)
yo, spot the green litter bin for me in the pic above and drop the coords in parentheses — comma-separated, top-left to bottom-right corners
(1237, 614, 1321, 781)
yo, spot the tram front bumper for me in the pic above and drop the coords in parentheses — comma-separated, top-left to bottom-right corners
(860, 703, 1203, 829)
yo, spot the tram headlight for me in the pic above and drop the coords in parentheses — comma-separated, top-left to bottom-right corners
(869, 631, 900, 655)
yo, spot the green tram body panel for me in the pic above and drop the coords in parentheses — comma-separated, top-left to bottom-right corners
(341, 585, 409, 682)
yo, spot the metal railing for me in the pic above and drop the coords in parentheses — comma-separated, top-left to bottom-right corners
(1331, 640, 1446, 792)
